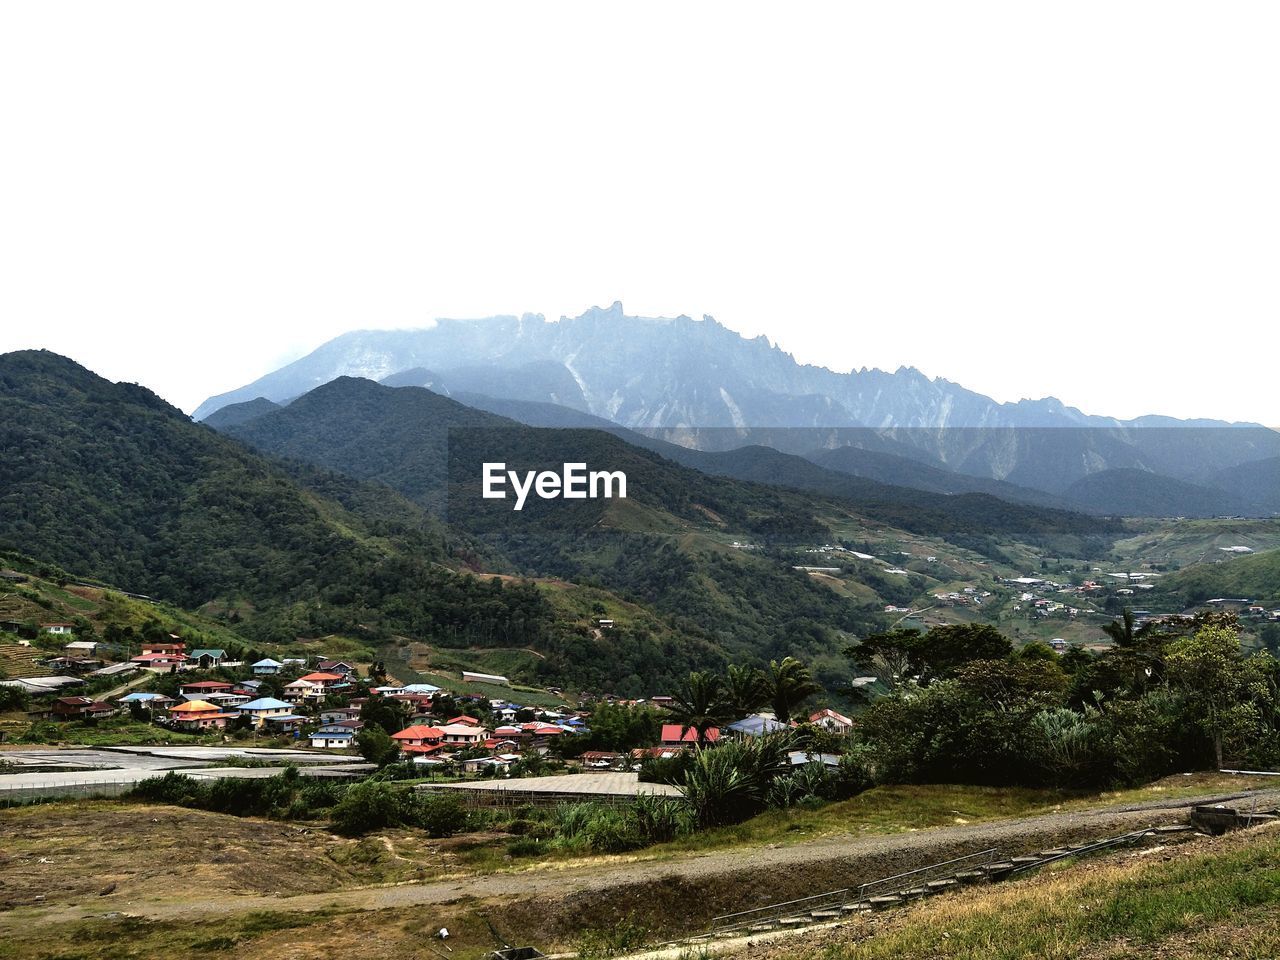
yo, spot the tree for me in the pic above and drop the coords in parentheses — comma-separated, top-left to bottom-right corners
(920, 624, 1013, 679)
(1166, 625, 1273, 769)
(767, 657, 821, 723)
(356, 726, 401, 766)
(668, 671, 732, 744)
(1102, 608, 1139, 648)
(723, 664, 768, 717)
(846, 624, 1012, 688)
(359, 696, 405, 735)
(845, 628, 922, 690)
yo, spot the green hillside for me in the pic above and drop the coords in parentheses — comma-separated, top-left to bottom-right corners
(0, 351, 553, 654)
(1154, 548, 1280, 606)
(0, 352, 878, 693)
(221, 378, 901, 684)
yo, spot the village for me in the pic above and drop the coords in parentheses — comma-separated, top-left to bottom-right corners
(1, 632, 857, 785)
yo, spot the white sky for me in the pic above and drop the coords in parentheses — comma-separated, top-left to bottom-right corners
(1, 2, 1277, 423)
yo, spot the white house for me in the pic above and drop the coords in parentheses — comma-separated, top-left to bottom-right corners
(809, 708, 854, 735)
(437, 722, 489, 746)
(462, 671, 509, 687)
(309, 731, 356, 749)
(284, 678, 325, 704)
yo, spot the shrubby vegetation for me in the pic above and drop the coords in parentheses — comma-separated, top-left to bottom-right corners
(849, 613, 1280, 788)
(127, 770, 474, 838)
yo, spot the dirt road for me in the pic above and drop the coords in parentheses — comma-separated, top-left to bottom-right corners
(17, 786, 1276, 935)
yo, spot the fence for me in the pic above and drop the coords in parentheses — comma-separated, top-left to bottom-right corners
(0, 778, 138, 807)
(417, 784, 686, 809)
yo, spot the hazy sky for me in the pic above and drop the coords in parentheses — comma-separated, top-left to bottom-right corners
(2, 3, 1277, 422)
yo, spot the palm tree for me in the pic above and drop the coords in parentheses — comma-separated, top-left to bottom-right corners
(767, 657, 822, 723)
(668, 671, 732, 744)
(1102, 609, 1139, 648)
(723, 664, 768, 717)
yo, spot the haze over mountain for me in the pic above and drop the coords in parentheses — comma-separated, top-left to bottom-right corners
(195, 304, 1280, 517)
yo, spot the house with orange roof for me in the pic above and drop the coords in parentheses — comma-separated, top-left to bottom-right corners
(297, 671, 346, 688)
(438, 722, 489, 746)
(391, 725, 445, 756)
(283, 678, 326, 704)
(169, 699, 238, 731)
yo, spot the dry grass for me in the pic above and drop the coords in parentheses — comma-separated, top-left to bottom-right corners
(0, 801, 452, 910)
(731, 823, 1280, 960)
(640, 772, 1270, 859)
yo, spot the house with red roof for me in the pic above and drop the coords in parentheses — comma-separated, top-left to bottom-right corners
(809, 708, 854, 735)
(391, 725, 445, 755)
(47, 696, 116, 721)
(660, 723, 720, 746)
(180, 680, 234, 697)
(131, 651, 187, 671)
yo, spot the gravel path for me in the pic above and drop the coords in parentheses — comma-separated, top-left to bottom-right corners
(18, 786, 1275, 930)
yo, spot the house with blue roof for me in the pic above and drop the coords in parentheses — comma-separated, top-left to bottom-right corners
(252, 658, 283, 675)
(235, 697, 293, 727)
(401, 683, 442, 695)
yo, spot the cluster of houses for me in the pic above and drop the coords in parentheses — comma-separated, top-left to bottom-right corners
(30, 651, 597, 771)
(931, 587, 992, 608)
(13, 626, 867, 776)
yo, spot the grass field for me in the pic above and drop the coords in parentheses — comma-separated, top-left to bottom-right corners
(756, 822, 1280, 960)
(640, 773, 1269, 859)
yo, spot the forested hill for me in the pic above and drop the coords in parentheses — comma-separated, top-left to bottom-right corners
(222, 377, 1120, 547)
(0, 351, 876, 692)
(217, 376, 912, 681)
(0, 350, 546, 649)
(225, 375, 839, 540)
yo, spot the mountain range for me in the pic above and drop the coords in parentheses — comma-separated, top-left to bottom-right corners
(195, 303, 1280, 517)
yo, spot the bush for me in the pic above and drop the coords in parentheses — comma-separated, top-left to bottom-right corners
(832, 748, 873, 799)
(508, 837, 545, 857)
(682, 733, 795, 827)
(550, 802, 645, 853)
(130, 771, 203, 806)
(630, 794, 690, 843)
(411, 793, 469, 838)
(329, 781, 405, 835)
(637, 752, 692, 785)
